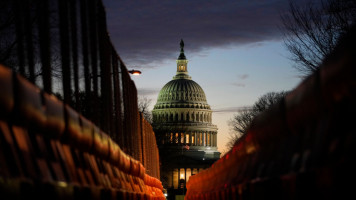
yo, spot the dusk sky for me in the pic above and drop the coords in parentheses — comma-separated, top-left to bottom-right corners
(102, 0, 309, 154)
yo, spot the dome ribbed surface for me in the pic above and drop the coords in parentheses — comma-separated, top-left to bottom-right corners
(157, 79, 207, 103)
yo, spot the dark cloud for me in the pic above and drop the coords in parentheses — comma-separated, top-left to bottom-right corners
(103, 0, 301, 69)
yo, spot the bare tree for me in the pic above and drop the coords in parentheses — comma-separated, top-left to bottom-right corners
(138, 96, 153, 124)
(226, 110, 254, 150)
(281, 0, 356, 76)
(227, 91, 287, 150)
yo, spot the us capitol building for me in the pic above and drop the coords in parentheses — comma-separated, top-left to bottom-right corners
(152, 40, 220, 199)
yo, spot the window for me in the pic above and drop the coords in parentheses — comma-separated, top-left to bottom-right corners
(180, 168, 185, 180)
(203, 132, 206, 146)
(179, 168, 185, 189)
(196, 133, 200, 145)
(192, 135, 195, 145)
(175, 133, 179, 143)
(199, 133, 203, 145)
(167, 170, 173, 188)
(181, 133, 184, 143)
(173, 169, 178, 189)
(186, 168, 192, 183)
(179, 65, 186, 71)
(207, 133, 210, 146)
(185, 133, 189, 144)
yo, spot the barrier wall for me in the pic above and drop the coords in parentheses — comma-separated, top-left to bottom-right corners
(185, 26, 356, 199)
(140, 113, 161, 179)
(0, 65, 165, 199)
(0, 0, 162, 171)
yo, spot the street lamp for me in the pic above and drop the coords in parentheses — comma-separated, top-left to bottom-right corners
(128, 69, 141, 75)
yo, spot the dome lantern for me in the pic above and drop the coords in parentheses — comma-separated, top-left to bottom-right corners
(175, 39, 190, 80)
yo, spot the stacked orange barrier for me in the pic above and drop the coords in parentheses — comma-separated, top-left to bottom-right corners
(0, 65, 165, 199)
(144, 174, 165, 200)
(185, 26, 356, 199)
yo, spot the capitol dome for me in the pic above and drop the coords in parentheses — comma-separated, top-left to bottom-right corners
(155, 79, 210, 107)
(152, 40, 218, 151)
(152, 40, 220, 194)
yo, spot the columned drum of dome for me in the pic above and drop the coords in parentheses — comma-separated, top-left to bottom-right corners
(152, 40, 220, 199)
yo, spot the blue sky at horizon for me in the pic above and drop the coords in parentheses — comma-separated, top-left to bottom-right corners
(102, 0, 308, 154)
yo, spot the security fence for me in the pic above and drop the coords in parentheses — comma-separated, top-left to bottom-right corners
(0, 64, 164, 199)
(0, 0, 163, 199)
(185, 25, 356, 200)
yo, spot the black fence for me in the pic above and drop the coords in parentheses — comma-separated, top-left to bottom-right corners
(1, 0, 161, 180)
(0, 64, 164, 199)
(0, 0, 155, 169)
(0, 0, 164, 199)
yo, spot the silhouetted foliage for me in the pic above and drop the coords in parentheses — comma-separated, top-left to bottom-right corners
(281, 0, 356, 76)
(227, 91, 288, 150)
(138, 96, 153, 124)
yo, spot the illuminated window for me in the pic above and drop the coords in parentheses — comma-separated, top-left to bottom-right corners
(178, 65, 186, 72)
(199, 133, 203, 145)
(167, 170, 173, 188)
(175, 133, 179, 143)
(207, 133, 210, 146)
(185, 133, 189, 144)
(170, 133, 173, 143)
(196, 133, 200, 145)
(203, 133, 206, 146)
(181, 133, 184, 143)
(186, 168, 191, 183)
(192, 135, 195, 145)
(173, 169, 178, 189)
(180, 168, 185, 180)
(179, 168, 185, 189)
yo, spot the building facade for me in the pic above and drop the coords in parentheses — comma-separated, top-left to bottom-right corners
(152, 40, 220, 199)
